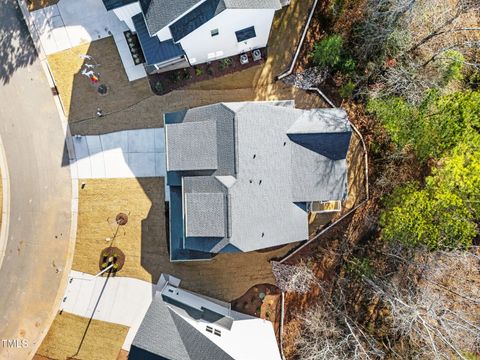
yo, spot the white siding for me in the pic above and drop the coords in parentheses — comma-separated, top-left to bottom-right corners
(112, 2, 142, 32)
(156, 8, 275, 65)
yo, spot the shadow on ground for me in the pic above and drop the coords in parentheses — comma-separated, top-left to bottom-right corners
(0, 0, 39, 85)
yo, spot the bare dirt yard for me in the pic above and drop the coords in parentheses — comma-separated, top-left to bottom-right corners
(36, 312, 129, 360)
(46, 0, 324, 135)
(74, 178, 296, 302)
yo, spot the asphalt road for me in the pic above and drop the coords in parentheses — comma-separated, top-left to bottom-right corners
(0, 1, 73, 359)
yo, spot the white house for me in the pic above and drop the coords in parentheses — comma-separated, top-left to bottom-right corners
(129, 274, 282, 360)
(101, 0, 287, 74)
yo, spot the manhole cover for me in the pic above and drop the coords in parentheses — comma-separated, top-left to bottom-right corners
(97, 84, 108, 95)
(116, 213, 128, 225)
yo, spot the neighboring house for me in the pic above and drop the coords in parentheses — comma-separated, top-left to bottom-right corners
(129, 274, 282, 360)
(101, 0, 287, 74)
(165, 101, 352, 261)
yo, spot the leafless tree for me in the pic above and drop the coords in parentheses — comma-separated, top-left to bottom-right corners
(363, 250, 480, 359)
(294, 285, 385, 360)
(271, 261, 317, 294)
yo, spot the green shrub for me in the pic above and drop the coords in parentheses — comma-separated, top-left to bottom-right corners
(181, 69, 191, 81)
(346, 257, 374, 278)
(339, 80, 355, 98)
(154, 81, 164, 93)
(195, 67, 204, 76)
(219, 58, 233, 70)
(312, 35, 344, 69)
(441, 50, 464, 84)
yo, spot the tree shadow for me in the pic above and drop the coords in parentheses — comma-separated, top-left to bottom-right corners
(0, 0, 39, 85)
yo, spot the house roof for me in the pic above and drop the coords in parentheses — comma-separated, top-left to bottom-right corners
(132, 13, 184, 65)
(101, 0, 137, 11)
(130, 279, 281, 360)
(140, 0, 282, 39)
(169, 0, 225, 42)
(165, 102, 352, 257)
(140, 0, 204, 35)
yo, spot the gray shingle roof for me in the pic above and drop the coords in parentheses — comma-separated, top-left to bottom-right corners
(169, 0, 226, 42)
(140, 0, 282, 37)
(130, 292, 234, 360)
(185, 192, 227, 237)
(166, 101, 352, 256)
(166, 120, 218, 171)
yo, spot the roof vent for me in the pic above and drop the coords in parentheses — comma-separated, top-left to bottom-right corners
(253, 154, 256, 159)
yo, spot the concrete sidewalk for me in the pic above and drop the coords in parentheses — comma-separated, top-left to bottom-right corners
(30, 0, 146, 81)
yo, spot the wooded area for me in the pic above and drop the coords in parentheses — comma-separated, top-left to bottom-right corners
(281, 0, 479, 358)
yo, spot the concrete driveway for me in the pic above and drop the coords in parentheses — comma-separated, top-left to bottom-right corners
(61, 270, 162, 351)
(30, 0, 146, 80)
(0, 1, 74, 358)
(72, 128, 166, 179)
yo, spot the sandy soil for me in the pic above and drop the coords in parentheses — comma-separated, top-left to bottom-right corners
(36, 312, 128, 360)
(46, 0, 324, 135)
(74, 178, 296, 302)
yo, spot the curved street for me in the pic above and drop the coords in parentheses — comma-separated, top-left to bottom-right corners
(0, 0, 74, 359)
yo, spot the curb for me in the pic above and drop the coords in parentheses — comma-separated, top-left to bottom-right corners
(16, 0, 80, 357)
(0, 135, 11, 272)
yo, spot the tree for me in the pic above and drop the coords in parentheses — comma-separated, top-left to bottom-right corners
(380, 134, 480, 250)
(368, 90, 480, 160)
(363, 250, 480, 359)
(271, 261, 317, 294)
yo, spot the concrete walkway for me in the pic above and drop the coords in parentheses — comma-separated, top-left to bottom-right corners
(72, 128, 166, 179)
(31, 0, 146, 81)
(61, 270, 161, 350)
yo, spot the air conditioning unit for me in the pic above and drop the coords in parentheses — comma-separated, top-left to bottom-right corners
(240, 53, 249, 65)
(252, 49, 262, 61)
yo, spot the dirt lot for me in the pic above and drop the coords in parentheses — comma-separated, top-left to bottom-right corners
(27, 0, 58, 11)
(74, 178, 296, 302)
(36, 312, 128, 360)
(46, 0, 324, 135)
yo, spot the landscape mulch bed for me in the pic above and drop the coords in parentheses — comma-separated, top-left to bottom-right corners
(231, 283, 282, 338)
(148, 48, 267, 95)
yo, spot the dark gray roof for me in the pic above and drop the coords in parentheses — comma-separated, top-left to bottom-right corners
(140, 0, 203, 35)
(130, 293, 234, 360)
(101, 0, 137, 11)
(133, 13, 184, 65)
(169, 0, 225, 42)
(141, 0, 282, 39)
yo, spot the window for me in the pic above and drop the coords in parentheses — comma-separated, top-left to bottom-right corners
(206, 326, 213, 333)
(235, 26, 256, 42)
(211, 28, 219, 37)
(214, 329, 222, 337)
